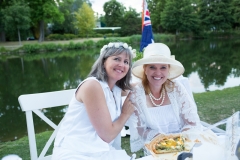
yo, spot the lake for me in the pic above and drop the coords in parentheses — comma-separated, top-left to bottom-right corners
(0, 39, 240, 142)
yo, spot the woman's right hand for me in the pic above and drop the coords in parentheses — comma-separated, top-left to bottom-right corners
(121, 92, 135, 117)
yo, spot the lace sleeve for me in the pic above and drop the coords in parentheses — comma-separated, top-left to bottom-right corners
(127, 84, 159, 152)
(173, 81, 202, 131)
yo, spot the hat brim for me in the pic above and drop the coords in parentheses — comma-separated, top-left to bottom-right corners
(132, 56, 185, 80)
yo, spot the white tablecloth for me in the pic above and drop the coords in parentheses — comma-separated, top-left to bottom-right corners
(136, 135, 226, 160)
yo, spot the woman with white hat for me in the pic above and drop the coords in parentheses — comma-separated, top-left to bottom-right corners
(127, 43, 203, 152)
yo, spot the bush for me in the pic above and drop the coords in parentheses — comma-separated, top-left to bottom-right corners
(22, 44, 41, 53)
(129, 35, 141, 45)
(42, 43, 57, 51)
(95, 39, 112, 48)
(46, 34, 77, 40)
(0, 46, 7, 53)
(74, 42, 83, 49)
(83, 40, 95, 48)
(68, 41, 75, 50)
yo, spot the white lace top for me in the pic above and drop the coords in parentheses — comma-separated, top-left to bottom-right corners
(147, 105, 181, 134)
(127, 80, 203, 152)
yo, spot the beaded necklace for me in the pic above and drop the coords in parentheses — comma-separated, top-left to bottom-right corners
(148, 88, 166, 107)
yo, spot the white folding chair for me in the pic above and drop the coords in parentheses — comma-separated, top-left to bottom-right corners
(18, 89, 75, 160)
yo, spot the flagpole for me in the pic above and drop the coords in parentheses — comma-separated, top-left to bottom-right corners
(140, 0, 154, 52)
(142, 0, 145, 31)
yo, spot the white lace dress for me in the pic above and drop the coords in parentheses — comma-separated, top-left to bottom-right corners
(127, 80, 203, 152)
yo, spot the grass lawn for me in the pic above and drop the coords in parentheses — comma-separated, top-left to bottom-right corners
(0, 86, 240, 160)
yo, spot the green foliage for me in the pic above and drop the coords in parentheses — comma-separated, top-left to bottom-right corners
(46, 34, 77, 40)
(42, 43, 58, 51)
(22, 44, 41, 54)
(74, 42, 84, 49)
(103, 0, 124, 27)
(120, 8, 141, 36)
(28, 0, 64, 41)
(68, 41, 75, 49)
(95, 39, 113, 47)
(83, 40, 95, 48)
(74, 2, 95, 37)
(231, 0, 240, 29)
(0, 47, 7, 52)
(199, 0, 233, 31)
(133, 50, 143, 61)
(1, 1, 31, 42)
(161, 0, 200, 34)
(51, 0, 76, 34)
(148, 0, 166, 33)
(129, 35, 141, 45)
(2, 1, 31, 32)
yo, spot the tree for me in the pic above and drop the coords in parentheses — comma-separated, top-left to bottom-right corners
(2, 0, 31, 45)
(103, 0, 124, 27)
(51, 0, 75, 34)
(199, 0, 233, 31)
(148, 0, 166, 33)
(28, 0, 64, 42)
(161, 0, 200, 34)
(0, 0, 12, 42)
(74, 2, 95, 37)
(120, 7, 141, 36)
(231, 0, 240, 29)
(51, 0, 93, 34)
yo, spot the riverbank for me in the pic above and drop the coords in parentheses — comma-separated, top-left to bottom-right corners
(1, 85, 239, 159)
(0, 34, 175, 54)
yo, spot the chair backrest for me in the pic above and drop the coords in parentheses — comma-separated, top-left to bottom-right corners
(18, 89, 75, 160)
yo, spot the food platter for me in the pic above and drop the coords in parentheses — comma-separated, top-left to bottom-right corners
(145, 134, 196, 160)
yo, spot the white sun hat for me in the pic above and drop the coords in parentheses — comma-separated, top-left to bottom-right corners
(132, 43, 185, 80)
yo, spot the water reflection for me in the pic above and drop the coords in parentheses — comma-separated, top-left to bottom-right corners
(0, 40, 240, 142)
(169, 40, 240, 91)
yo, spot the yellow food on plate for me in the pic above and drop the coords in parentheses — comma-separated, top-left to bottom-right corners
(145, 134, 189, 154)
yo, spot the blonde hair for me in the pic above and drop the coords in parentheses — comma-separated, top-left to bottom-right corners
(142, 64, 174, 95)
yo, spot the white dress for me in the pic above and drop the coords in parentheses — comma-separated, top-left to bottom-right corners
(127, 80, 203, 152)
(52, 77, 130, 160)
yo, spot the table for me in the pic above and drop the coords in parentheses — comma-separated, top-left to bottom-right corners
(136, 135, 226, 160)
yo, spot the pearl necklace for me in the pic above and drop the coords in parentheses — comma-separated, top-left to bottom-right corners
(149, 88, 165, 107)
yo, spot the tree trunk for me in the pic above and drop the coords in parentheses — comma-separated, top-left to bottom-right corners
(38, 20, 45, 42)
(18, 28, 22, 45)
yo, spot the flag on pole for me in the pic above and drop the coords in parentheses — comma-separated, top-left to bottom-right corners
(140, 0, 154, 52)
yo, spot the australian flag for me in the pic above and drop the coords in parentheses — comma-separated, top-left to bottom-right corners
(140, 0, 154, 52)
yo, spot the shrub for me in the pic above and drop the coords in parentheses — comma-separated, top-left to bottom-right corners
(42, 43, 57, 51)
(95, 39, 112, 48)
(129, 35, 141, 45)
(46, 34, 76, 40)
(68, 41, 75, 50)
(83, 40, 95, 48)
(0, 46, 7, 53)
(56, 44, 63, 51)
(74, 42, 83, 49)
(22, 44, 41, 53)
